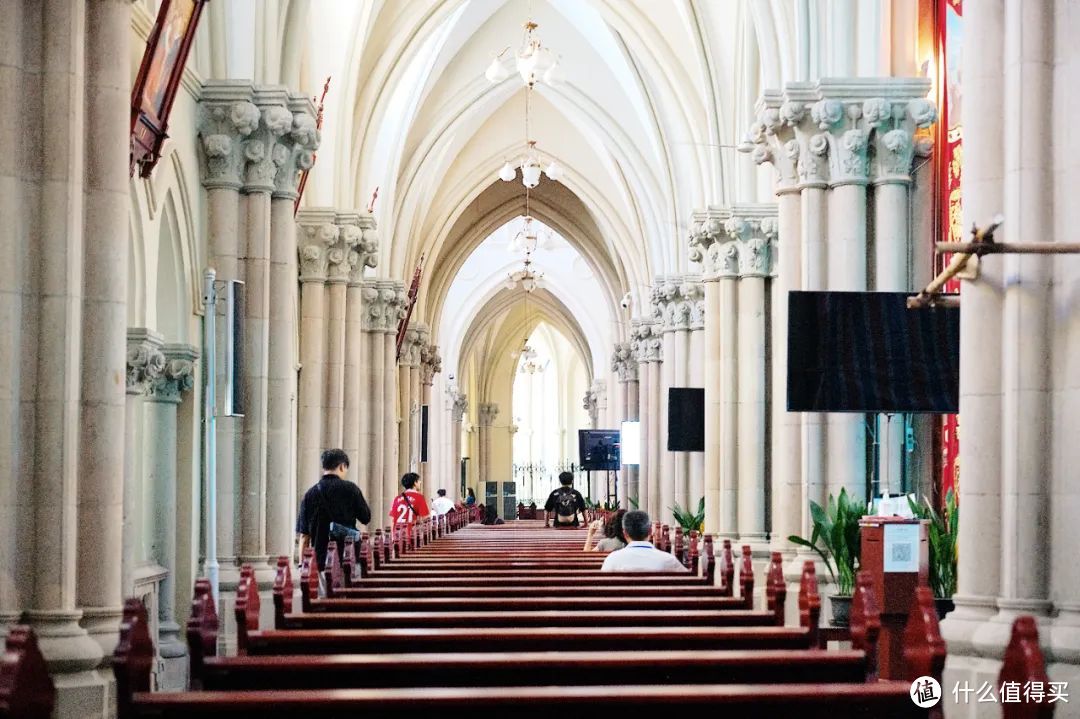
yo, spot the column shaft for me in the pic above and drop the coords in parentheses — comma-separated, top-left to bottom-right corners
(239, 191, 271, 562)
(718, 279, 738, 536)
(266, 196, 297, 559)
(296, 280, 326, 503)
(367, 329, 385, 522)
(800, 186, 828, 534)
(383, 334, 398, 518)
(659, 331, 675, 524)
(736, 277, 767, 543)
(324, 282, 346, 446)
(342, 285, 364, 484)
(637, 361, 651, 514)
(688, 327, 704, 510)
(771, 190, 803, 554)
(77, 0, 130, 659)
(873, 181, 910, 495)
(647, 361, 662, 520)
(703, 280, 722, 533)
(824, 184, 867, 504)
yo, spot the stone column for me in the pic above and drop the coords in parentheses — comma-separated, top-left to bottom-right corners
(583, 389, 598, 429)
(348, 218, 378, 500)
(397, 327, 421, 476)
(143, 345, 197, 674)
(449, 392, 467, 497)
(420, 343, 442, 487)
(237, 88, 292, 572)
(410, 326, 428, 473)
(870, 103, 915, 495)
(654, 283, 677, 524)
(728, 208, 776, 551)
(642, 321, 664, 520)
(688, 285, 705, 513)
(384, 283, 406, 515)
(478, 403, 499, 487)
(295, 211, 335, 503)
(715, 245, 739, 538)
(199, 82, 261, 579)
(266, 93, 318, 562)
(360, 281, 392, 521)
(323, 220, 355, 449)
(76, 0, 134, 664)
(612, 343, 638, 508)
(631, 322, 652, 514)
(123, 331, 166, 602)
(691, 211, 728, 535)
(748, 104, 803, 559)
(340, 214, 366, 498)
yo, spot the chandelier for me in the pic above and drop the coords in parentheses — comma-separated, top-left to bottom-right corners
(487, 9, 563, 189)
(484, 19, 564, 89)
(507, 215, 555, 255)
(504, 255, 544, 293)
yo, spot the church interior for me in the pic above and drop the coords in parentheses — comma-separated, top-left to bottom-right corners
(1, 0, 1079, 717)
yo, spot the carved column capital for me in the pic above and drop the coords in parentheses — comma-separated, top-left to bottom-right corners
(127, 328, 165, 395)
(726, 204, 778, 279)
(239, 86, 294, 194)
(630, 318, 664, 363)
(197, 81, 260, 190)
(271, 92, 320, 200)
(296, 208, 338, 283)
(652, 275, 702, 331)
(449, 391, 468, 423)
(421, 342, 442, 385)
(362, 279, 406, 333)
(146, 344, 199, 404)
(687, 206, 729, 269)
(327, 213, 361, 285)
(478, 402, 499, 427)
(611, 341, 639, 383)
(349, 215, 379, 285)
(399, 327, 422, 367)
(750, 79, 936, 192)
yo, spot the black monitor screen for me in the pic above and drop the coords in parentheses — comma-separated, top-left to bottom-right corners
(787, 291, 959, 414)
(578, 430, 621, 471)
(668, 388, 705, 451)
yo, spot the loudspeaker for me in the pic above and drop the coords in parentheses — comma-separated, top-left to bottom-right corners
(224, 279, 245, 416)
(420, 405, 429, 462)
(667, 387, 704, 451)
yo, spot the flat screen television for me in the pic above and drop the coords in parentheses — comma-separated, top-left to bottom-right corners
(667, 388, 705, 451)
(578, 429, 621, 471)
(787, 291, 960, 413)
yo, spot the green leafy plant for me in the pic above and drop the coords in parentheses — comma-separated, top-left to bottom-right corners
(671, 497, 705, 533)
(602, 500, 621, 511)
(788, 488, 866, 596)
(629, 496, 639, 510)
(907, 489, 958, 599)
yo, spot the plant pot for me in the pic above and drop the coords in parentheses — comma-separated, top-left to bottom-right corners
(829, 594, 852, 627)
(934, 597, 955, 621)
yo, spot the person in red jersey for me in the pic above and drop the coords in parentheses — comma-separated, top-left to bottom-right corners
(389, 472, 430, 525)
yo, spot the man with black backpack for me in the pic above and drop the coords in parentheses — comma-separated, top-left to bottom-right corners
(544, 471, 587, 528)
(296, 449, 372, 570)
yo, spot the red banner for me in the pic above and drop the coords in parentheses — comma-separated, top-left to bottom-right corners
(937, 0, 962, 501)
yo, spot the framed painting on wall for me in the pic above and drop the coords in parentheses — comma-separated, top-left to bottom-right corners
(130, 0, 209, 178)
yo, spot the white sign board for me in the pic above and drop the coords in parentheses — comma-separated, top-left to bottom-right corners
(883, 523, 919, 573)
(620, 421, 641, 465)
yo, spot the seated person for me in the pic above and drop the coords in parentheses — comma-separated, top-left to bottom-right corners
(481, 504, 504, 525)
(431, 488, 455, 516)
(600, 510, 688, 573)
(543, 471, 586, 528)
(584, 509, 628, 552)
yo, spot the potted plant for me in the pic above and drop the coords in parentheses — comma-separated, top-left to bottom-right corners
(671, 497, 705, 534)
(907, 489, 958, 619)
(788, 488, 866, 626)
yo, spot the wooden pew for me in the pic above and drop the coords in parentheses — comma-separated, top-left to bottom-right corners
(0, 626, 54, 719)
(113, 593, 937, 718)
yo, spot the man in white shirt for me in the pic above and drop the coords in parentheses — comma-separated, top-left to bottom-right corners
(600, 510, 689, 573)
(431, 488, 455, 516)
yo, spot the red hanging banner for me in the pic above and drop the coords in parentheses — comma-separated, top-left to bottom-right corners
(937, 0, 962, 502)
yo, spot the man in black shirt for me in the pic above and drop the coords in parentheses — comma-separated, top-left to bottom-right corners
(544, 471, 587, 527)
(296, 448, 371, 569)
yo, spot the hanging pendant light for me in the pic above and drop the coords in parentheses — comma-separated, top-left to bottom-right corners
(544, 159, 562, 182)
(498, 160, 516, 182)
(485, 55, 510, 83)
(542, 56, 564, 86)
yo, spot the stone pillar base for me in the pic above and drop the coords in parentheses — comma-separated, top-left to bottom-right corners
(54, 668, 111, 719)
(81, 606, 123, 663)
(158, 621, 189, 691)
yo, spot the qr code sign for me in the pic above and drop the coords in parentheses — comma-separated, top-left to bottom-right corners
(892, 543, 912, 563)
